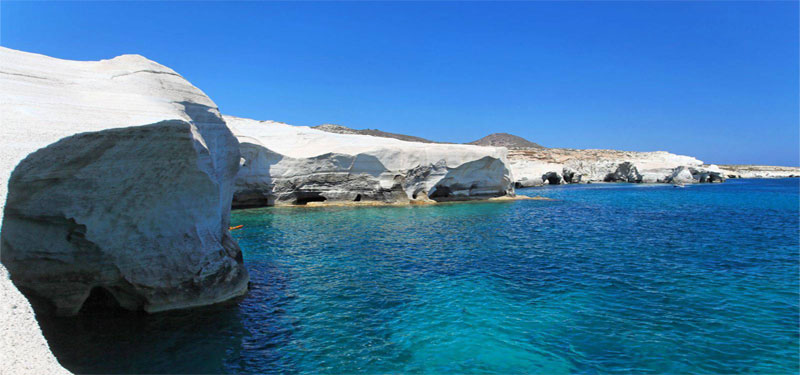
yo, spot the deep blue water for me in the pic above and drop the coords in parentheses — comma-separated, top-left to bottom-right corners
(40, 179, 799, 374)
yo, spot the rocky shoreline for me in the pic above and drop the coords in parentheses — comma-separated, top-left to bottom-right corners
(246, 194, 552, 209)
(313, 129, 798, 188)
(227, 115, 514, 208)
(506, 148, 727, 187)
(718, 165, 800, 179)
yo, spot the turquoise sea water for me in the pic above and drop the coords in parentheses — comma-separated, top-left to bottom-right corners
(39, 179, 799, 374)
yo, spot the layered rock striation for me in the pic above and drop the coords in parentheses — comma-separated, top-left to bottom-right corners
(0, 47, 248, 319)
(226, 116, 514, 207)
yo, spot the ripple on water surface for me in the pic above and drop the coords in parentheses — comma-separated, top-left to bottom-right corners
(37, 179, 799, 374)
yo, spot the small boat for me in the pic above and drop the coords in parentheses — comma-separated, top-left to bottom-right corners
(229, 225, 244, 231)
(673, 183, 685, 188)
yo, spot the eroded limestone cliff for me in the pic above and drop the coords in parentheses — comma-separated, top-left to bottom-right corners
(0, 47, 248, 317)
(718, 165, 800, 179)
(225, 116, 514, 207)
(508, 148, 725, 187)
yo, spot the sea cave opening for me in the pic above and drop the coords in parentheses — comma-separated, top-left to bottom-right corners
(79, 286, 125, 316)
(544, 173, 562, 185)
(353, 194, 362, 202)
(293, 192, 327, 205)
(428, 186, 452, 200)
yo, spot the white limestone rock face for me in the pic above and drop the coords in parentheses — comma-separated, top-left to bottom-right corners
(509, 160, 565, 187)
(225, 116, 514, 206)
(508, 148, 712, 185)
(0, 47, 248, 318)
(718, 165, 800, 179)
(690, 165, 725, 183)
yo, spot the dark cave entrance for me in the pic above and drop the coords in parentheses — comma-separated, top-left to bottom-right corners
(79, 287, 124, 316)
(353, 194, 362, 202)
(544, 173, 562, 185)
(293, 192, 327, 205)
(428, 186, 452, 200)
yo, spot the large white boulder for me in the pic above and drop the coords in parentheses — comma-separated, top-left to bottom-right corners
(225, 116, 514, 206)
(0, 47, 248, 318)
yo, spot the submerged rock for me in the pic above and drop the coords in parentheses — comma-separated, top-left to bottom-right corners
(226, 116, 515, 206)
(0, 47, 248, 317)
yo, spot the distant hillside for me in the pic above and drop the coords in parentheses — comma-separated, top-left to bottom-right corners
(467, 133, 544, 149)
(313, 125, 545, 149)
(313, 124, 437, 144)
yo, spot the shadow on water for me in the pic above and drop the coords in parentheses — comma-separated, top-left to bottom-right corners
(33, 258, 296, 374)
(36, 297, 244, 374)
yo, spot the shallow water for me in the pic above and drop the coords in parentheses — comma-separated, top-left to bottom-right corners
(39, 179, 799, 374)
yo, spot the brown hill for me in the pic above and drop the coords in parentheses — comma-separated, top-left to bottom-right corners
(467, 133, 543, 149)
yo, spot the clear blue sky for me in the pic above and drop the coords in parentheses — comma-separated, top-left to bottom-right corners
(2, 1, 797, 166)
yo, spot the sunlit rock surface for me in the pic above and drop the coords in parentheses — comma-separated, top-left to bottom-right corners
(0, 46, 248, 324)
(508, 148, 721, 186)
(225, 116, 514, 207)
(719, 165, 800, 179)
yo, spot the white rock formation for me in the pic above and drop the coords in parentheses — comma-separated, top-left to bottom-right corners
(225, 116, 514, 206)
(718, 165, 800, 179)
(508, 148, 722, 186)
(667, 166, 696, 184)
(0, 264, 69, 375)
(0, 45, 248, 325)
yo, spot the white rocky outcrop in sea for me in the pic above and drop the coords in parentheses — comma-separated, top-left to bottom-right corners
(508, 148, 726, 187)
(718, 165, 800, 179)
(225, 116, 514, 207)
(0, 45, 248, 328)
